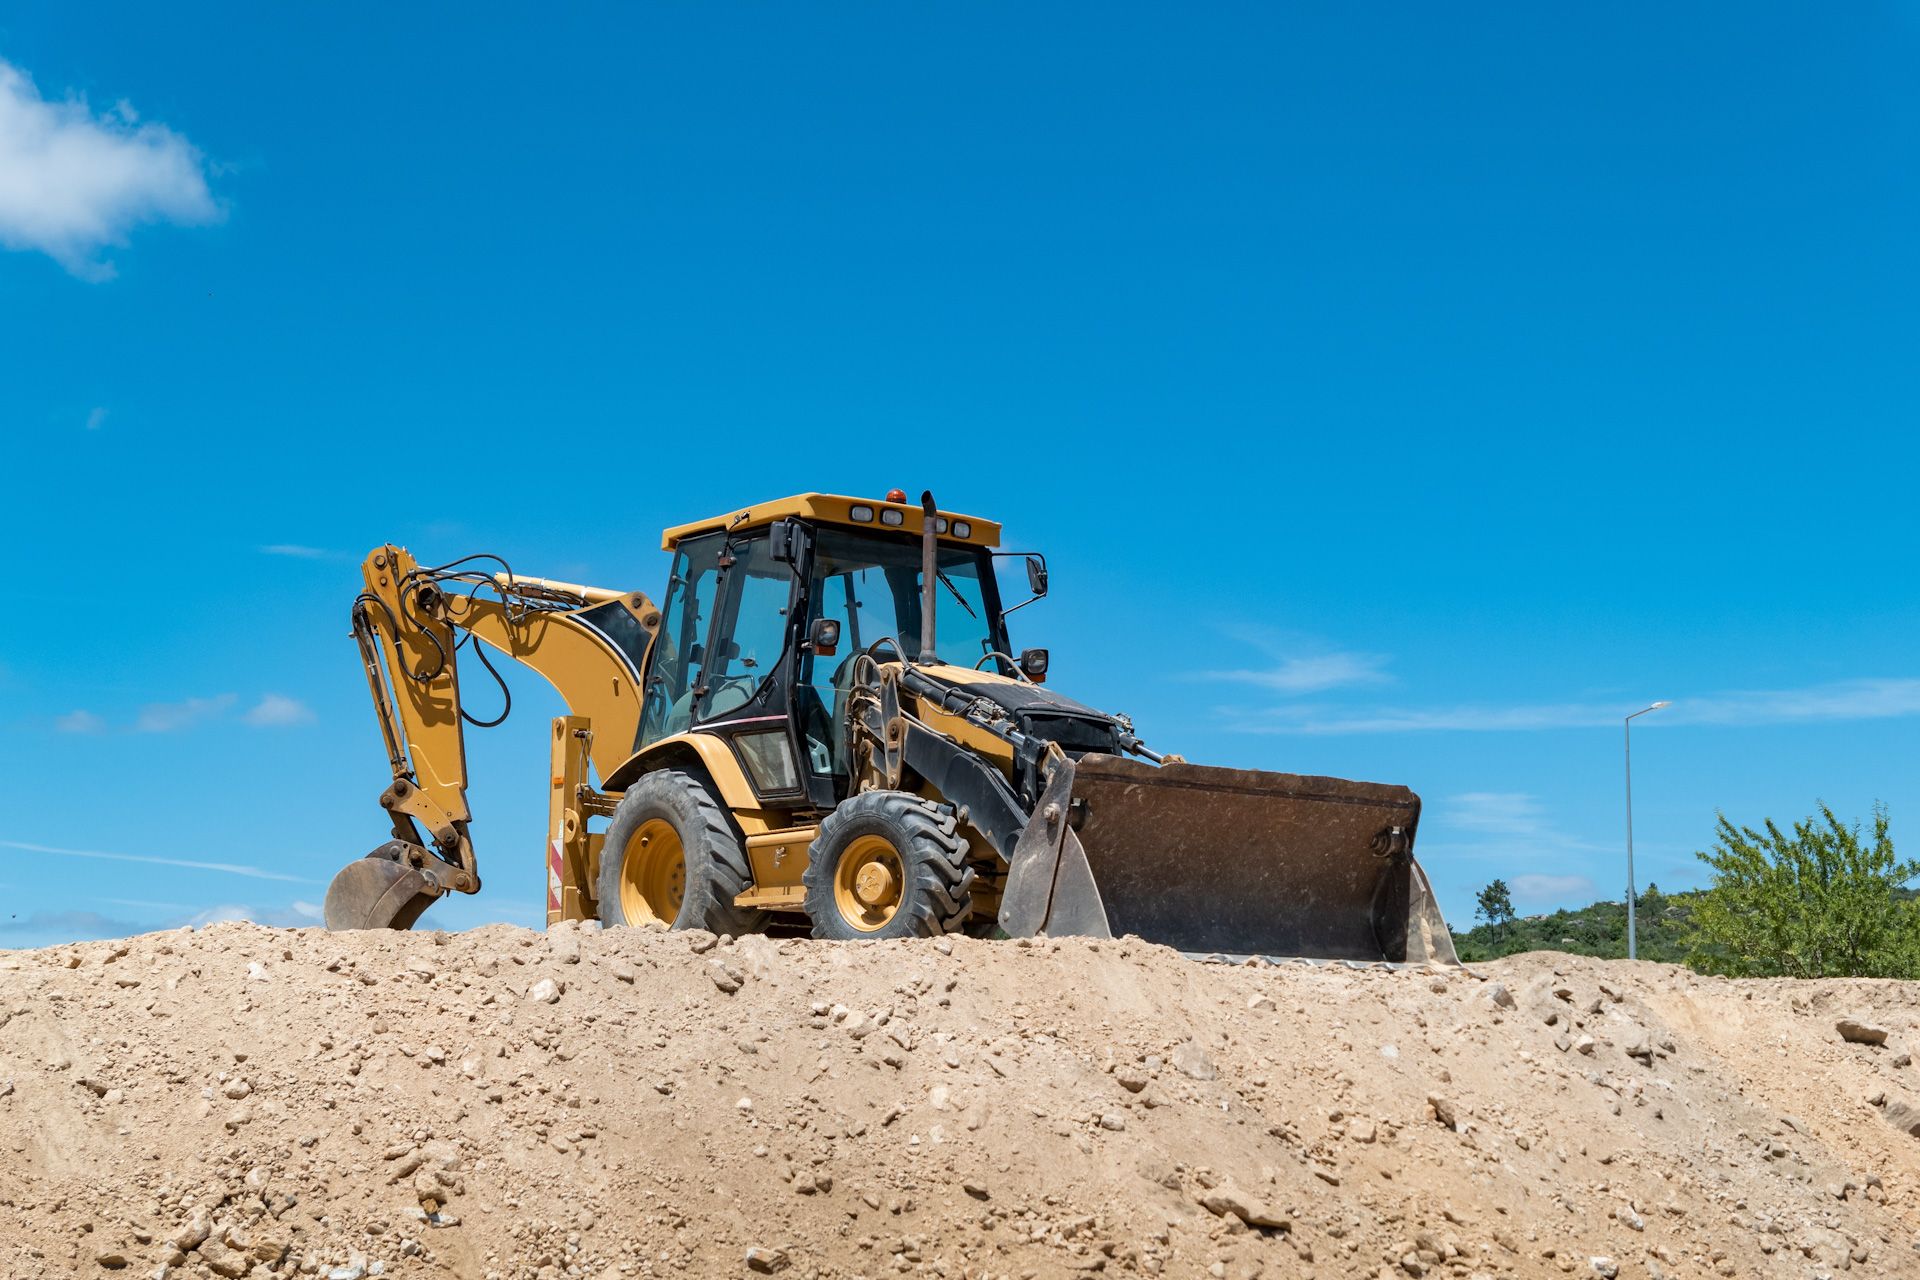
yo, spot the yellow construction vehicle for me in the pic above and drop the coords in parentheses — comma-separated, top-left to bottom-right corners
(325, 491, 1458, 962)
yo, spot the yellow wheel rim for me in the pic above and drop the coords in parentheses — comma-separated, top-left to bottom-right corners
(833, 834, 904, 933)
(619, 818, 686, 926)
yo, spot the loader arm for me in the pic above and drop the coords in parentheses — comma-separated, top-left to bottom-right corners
(325, 544, 661, 929)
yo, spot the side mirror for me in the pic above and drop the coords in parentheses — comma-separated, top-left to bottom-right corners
(808, 617, 841, 658)
(1019, 647, 1049, 683)
(768, 519, 802, 565)
(1025, 555, 1048, 597)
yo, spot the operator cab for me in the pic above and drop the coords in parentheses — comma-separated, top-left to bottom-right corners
(635, 494, 1029, 811)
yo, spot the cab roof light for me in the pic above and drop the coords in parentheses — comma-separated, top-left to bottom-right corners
(952, 520, 972, 538)
(849, 504, 875, 523)
(880, 508, 905, 527)
(933, 516, 949, 533)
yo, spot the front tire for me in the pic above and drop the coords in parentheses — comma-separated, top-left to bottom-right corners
(803, 791, 974, 939)
(596, 770, 767, 936)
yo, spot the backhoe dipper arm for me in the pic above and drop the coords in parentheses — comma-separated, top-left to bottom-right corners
(326, 544, 660, 930)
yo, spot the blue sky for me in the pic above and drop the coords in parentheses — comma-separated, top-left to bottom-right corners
(4, 4, 1918, 948)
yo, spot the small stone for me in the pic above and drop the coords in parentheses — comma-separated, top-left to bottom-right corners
(1427, 1093, 1458, 1130)
(548, 934, 581, 964)
(709, 961, 743, 994)
(1838, 1018, 1890, 1046)
(95, 1250, 129, 1269)
(1197, 1185, 1289, 1231)
(686, 930, 719, 954)
(1483, 984, 1516, 1010)
(245, 962, 269, 983)
(526, 978, 560, 1005)
(1172, 1041, 1218, 1081)
(1590, 1257, 1618, 1278)
(1099, 1112, 1127, 1132)
(1574, 1035, 1596, 1056)
(962, 1180, 991, 1200)
(1115, 1066, 1150, 1094)
(222, 1079, 252, 1100)
(1348, 1117, 1378, 1143)
(1247, 994, 1276, 1012)
(611, 961, 636, 985)
(745, 1246, 790, 1273)
(327, 1267, 368, 1280)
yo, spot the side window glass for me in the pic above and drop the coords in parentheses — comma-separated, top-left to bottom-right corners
(697, 536, 792, 720)
(639, 534, 722, 746)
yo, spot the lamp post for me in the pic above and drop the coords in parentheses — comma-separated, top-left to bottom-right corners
(1624, 700, 1671, 961)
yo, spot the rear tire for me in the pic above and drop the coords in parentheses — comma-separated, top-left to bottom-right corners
(596, 770, 768, 936)
(804, 791, 974, 939)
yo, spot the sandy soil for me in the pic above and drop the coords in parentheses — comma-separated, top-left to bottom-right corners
(5, 922, 1920, 1279)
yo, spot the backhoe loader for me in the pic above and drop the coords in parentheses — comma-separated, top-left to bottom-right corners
(325, 491, 1458, 963)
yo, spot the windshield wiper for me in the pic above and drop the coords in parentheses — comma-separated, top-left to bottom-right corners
(935, 570, 978, 619)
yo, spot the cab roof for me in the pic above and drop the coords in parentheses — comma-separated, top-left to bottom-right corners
(660, 493, 1002, 551)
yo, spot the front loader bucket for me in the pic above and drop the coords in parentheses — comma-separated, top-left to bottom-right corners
(323, 841, 442, 931)
(1025, 755, 1458, 963)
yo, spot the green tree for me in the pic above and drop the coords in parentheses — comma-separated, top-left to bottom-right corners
(1475, 879, 1516, 939)
(1689, 805, 1920, 978)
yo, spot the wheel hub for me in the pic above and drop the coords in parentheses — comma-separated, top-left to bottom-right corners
(854, 860, 898, 907)
(834, 834, 905, 931)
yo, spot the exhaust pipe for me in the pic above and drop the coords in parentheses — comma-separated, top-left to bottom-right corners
(919, 490, 940, 664)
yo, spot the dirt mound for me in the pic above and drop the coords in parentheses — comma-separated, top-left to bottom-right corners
(5, 923, 1920, 1279)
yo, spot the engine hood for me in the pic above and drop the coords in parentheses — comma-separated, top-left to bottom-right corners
(917, 664, 1124, 757)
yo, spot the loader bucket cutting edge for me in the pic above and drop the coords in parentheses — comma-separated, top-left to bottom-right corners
(1056, 754, 1460, 964)
(323, 849, 440, 931)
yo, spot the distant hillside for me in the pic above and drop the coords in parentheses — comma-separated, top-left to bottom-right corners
(1453, 888, 1701, 964)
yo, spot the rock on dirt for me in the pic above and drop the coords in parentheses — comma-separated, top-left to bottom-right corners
(1839, 1017, 1891, 1046)
(4, 923, 1920, 1280)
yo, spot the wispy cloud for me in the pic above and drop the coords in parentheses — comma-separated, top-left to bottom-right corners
(134, 693, 236, 733)
(0, 909, 147, 948)
(1192, 627, 1393, 696)
(258, 544, 339, 560)
(0, 837, 315, 884)
(0, 58, 220, 280)
(54, 708, 106, 734)
(1441, 791, 1551, 838)
(1197, 651, 1392, 695)
(85, 406, 107, 430)
(1509, 873, 1598, 905)
(242, 693, 314, 727)
(1225, 677, 1920, 735)
(187, 901, 323, 928)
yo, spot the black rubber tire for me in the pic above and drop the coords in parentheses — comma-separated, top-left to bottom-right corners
(803, 790, 974, 940)
(596, 769, 768, 936)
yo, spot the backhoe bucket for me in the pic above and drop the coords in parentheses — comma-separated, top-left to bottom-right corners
(1017, 755, 1458, 963)
(323, 842, 442, 931)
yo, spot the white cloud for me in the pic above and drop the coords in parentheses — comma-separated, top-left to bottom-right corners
(0, 837, 315, 884)
(243, 693, 314, 727)
(53, 708, 105, 734)
(187, 901, 323, 928)
(134, 693, 235, 733)
(259, 544, 337, 560)
(1441, 792, 1550, 838)
(1225, 677, 1920, 735)
(0, 58, 219, 280)
(1197, 651, 1392, 695)
(1509, 873, 1598, 905)
(85, 406, 107, 430)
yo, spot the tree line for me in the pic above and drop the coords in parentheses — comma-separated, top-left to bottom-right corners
(1460, 804, 1920, 978)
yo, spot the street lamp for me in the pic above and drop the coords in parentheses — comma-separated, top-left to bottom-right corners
(1624, 700, 1671, 961)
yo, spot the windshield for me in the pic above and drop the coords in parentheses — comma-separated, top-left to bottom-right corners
(808, 528, 1001, 666)
(797, 528, 1005, 775)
